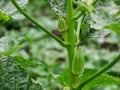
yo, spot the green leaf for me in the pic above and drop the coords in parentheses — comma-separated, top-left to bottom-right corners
(13, 56, 40, 68)
(54, 69, 70, 87)
(48, 0, 66, 17)
(55, 69, 120, 89)
(79, 69, 120, 90)
(87, 0, 119, 29)
(0, 36, 25, 55)
(0, 55, 43, 90)
(0, 10, 9, 23)
(88, 11, 115, 30)
(113, 0, 120, 6)
(88, 29, 110, 38)
(0, 0, 28, 19)
(85, 0, 120, 38)
(95, 0, 119, 15)
(104, 22, 120, 35)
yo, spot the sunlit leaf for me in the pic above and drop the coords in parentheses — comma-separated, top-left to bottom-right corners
(104, 22, 120, 35)
(95, 0, 119, 15)
(0, 0, 28, 19)
(85, 0, 120, 38)
(0, 36, 24, 55)
(88, 11, 115, 30)
(48, 0, 66, 17)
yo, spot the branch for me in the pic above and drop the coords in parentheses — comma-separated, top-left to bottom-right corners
(76, 54, 120, 90)
(11, 0, 66, 47)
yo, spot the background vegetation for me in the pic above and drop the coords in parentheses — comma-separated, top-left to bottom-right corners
(0, 0, 120, 90)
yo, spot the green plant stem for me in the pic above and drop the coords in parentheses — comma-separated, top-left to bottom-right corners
(67, 46, 75, 89)
(11, 0, 66, 47)
(66, 0, 76, 89)
(66, 0, 75, 44)
(75, 54, 120, 90)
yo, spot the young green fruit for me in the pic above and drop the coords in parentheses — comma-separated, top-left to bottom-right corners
(58, 16, 67, 32)
(72, 46, 84, 88)
(72, 46, 84, 75)
(58, 16, 69, 42)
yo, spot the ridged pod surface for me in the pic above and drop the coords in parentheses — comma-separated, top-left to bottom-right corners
(72, 46, 85, 88)
(72, 46, 84, 75)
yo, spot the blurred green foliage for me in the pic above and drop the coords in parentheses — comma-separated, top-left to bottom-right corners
(0, 0, 120, 90)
